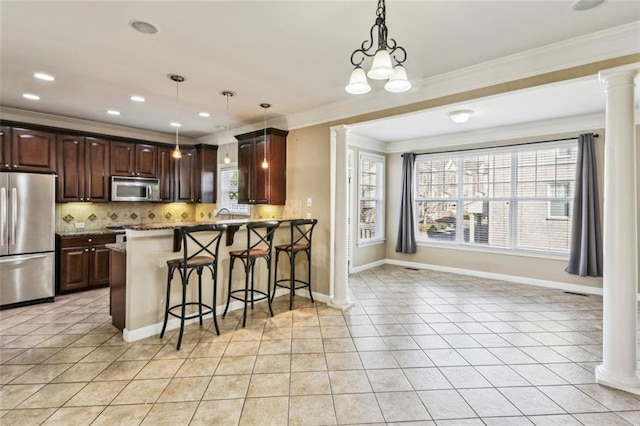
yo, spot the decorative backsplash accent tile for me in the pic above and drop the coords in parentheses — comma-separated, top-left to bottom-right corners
(130, 212, 138, 220)
(110, 213, 119, 221)
(181, 212, 189, 219)
(208, 212, 212, 219)
(200, 212, 204, 218)
(87, 213, 98, 222)
(165, 212, 172, 220)
(62, 214, 74, 223)
(148, 212, 156, 220)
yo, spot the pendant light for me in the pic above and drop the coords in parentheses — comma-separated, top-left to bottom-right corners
(260, 103, 270, 169)
(221, 90, 236, 164)
(169, 74, 185, 159)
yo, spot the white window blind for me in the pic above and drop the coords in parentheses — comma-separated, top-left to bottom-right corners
(415, 141, 577, 254)
(358, 152, 385, 244)
(218, 165, 250, 215)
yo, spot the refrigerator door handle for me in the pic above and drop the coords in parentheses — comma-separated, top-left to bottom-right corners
(10, 188, 17, 246)
(0, 254, 48, 263)
(0, 187, 5, 247)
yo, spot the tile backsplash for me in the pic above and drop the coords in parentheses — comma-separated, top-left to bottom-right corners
(55, 201, 300, 233)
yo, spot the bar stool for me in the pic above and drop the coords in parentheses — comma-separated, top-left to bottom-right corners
(223, 221, 280, 327)
(160, 224, 227, 350)
(272, 219, 318, 310)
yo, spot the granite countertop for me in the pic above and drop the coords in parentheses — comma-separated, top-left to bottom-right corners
(56, 218, 303, 237)
(105, 243, 126, 253)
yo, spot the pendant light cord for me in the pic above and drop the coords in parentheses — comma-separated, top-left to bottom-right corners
(175, 80, 180, 146)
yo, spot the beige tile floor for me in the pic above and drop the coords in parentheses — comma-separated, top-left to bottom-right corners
(1, 264, 640, 425)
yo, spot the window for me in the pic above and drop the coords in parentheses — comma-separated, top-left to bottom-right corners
(415, 141, 577, 254)
(358, 152, 385, 245)
(218, 164, 250, 215)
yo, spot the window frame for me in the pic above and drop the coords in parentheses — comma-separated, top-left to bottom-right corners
(414, 140, 577, 256)
(218, 163, 250, 216)
(357, 152, 385, 246)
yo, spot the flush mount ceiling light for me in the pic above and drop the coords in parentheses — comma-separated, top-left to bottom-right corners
(169, 74, 185, 159)
(34, 72, 54, 81)
(448, 110, 474, 124)
(129, 20, 159, 35)
(260, 103, 270, 169)
(22, 93, 40, 100)
(346, 0, 410, 94)
(221, 90, 236, 164)
(572, 0, 605, 11)
(130, 95, 145, 102)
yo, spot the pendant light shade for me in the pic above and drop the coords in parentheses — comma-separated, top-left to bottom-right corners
(345, 66, 371, 95)
(384, 64, 411, 93)
(367, 49, 394, 80)
(260, 103, 270, 169)
(169, 74, 185, 159)
(221, 90, 236, 164)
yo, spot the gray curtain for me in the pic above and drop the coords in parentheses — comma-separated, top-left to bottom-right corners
(396, 153, 417, 253)
(566, 133, 603, 277)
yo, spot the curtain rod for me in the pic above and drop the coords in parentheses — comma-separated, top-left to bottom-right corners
(401, 134, 599, 157)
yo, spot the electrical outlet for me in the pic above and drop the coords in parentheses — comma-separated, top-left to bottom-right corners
(306, 212, 312, 219)
(307, 197, 312, 207)
(75, 222, 85, 229)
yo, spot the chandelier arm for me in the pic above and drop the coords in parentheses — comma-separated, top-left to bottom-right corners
(388, 44, 407, 65)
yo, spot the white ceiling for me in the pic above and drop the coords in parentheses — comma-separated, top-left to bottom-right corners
(0, 1, 639, 140)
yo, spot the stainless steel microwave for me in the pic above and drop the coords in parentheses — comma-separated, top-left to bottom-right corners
(110, 176, 160, 202)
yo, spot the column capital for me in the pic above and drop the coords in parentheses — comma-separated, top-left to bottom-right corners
(599, 65, 639, 88)
(330, 124, 351, 137)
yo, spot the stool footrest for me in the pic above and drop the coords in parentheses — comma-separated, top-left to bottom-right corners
(228, 289, 270, 303)
(166, 302, 214, 321)
(274, 278, 311, 291)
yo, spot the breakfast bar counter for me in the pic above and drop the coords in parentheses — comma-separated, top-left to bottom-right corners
(107, 218, 301, 342)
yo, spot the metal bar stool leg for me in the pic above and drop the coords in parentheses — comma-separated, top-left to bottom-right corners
(306, 249, 314, 303)
(223, 257, 236, 318)
(160, 266, 174, 338)
(211, 265, 220, 335)
(177, 271, 188, 350)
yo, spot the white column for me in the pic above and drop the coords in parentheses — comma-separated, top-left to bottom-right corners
(328, 125, 354, 310)
(596, 68, 640, 395)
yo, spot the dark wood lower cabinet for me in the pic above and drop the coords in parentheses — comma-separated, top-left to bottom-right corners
(109, 248, 126, 331)
(56, 234, 116, 294)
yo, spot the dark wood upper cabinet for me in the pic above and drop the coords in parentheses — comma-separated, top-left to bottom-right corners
(57, 135, 110, 202)
(196, 144, 218, 203)
(9, 128, 57, 173)
(235, 128, 288, 205)
(157, 146, 174, 202)
(174, 147, 197, 202)
(0, 126, 10, 171)
(135, 143, 158, 177)
(111, 141, 157, 177)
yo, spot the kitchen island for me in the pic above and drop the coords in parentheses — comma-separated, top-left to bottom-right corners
(107, 218, 301, 342)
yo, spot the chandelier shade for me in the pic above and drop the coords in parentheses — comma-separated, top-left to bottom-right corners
(345, 67, 372, 95)
(384, 64, 411, 93)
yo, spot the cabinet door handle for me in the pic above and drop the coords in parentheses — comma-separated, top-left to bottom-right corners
(91, 248, 95, 252)
(88, 238, 92, 242)
(80, 197, 84, 201)
(85, 248, 89, 252)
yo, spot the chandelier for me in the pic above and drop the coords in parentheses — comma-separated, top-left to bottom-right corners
(346, 0, 410, 94)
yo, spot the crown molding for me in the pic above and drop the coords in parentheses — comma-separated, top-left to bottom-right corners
(280, 22, 640, 133)
(0, 106, 198, 144)
(347, 132, 386, 153)
(385, 112, 608, 154)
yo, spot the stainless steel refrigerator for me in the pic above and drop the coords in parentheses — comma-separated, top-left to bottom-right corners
(0, 172, 55, 307)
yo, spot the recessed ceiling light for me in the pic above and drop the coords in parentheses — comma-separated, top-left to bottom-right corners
(572, 0, 605, 11)
(107, 110, 121, 116)
(34, 72, 55, 81)
(198, 112, 211, 118)
(22, 93, 40, 100)
(170, 122, 181, 127)
(130, 95, 145, 102)
(448, 110, 474, 124)
(129, 20, 159, 35)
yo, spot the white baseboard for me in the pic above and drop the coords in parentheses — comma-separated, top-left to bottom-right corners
(383, 258, 605, 296)
(124, 288, 290, 343)
(350, 259, 387, 274)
